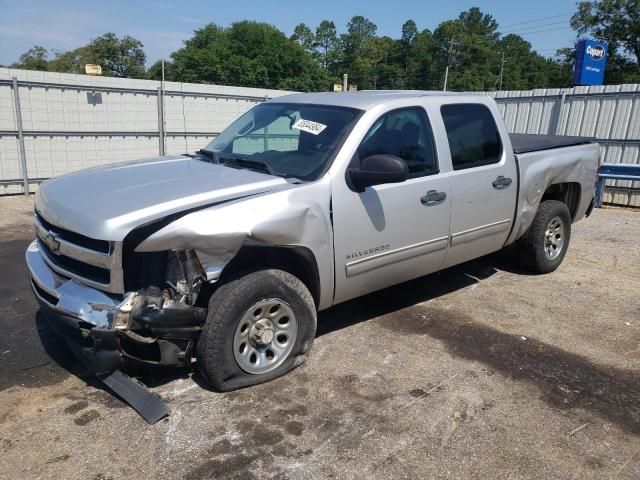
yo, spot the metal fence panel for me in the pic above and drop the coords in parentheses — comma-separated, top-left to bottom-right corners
(489, 84, 640, 207)
(2, 68, 639, 206)
(0, 68, 292, 195)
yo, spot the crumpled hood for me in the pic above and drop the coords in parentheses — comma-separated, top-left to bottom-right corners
(35, 155, 291, 241)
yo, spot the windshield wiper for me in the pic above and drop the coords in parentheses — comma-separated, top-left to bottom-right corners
(195, 149, 220, 164)
(219, 157, 275, 176)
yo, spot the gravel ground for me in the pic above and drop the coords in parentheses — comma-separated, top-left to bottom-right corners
(0, 194, 638, 480)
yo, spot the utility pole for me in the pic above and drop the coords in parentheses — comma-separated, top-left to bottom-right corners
(342, 73, 348, 93)
(443, 37, 455, 92)
(498, 51, 506, 91)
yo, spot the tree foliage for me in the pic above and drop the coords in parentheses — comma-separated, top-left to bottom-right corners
(291, 23, 315, 52)
(571, 0, 640, 83)
(9, 3, 639, 90)
(156, 22, 327, 91)
(14, 46, 49, 71)
(11, 33, 146, 78)
(86, 33, 146, 77)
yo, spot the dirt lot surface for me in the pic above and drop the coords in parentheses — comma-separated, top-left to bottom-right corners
(0, 195, 638, 480)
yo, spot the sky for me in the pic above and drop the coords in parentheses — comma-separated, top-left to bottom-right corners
(0, 0, 582, 67)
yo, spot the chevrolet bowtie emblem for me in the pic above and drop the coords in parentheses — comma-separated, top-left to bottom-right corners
(44, 231, 61, 254)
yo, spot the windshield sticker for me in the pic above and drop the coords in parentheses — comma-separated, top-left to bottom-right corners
(292, 119, 327, 135)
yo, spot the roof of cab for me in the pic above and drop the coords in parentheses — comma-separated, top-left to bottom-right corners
(266, 90, 479, 110)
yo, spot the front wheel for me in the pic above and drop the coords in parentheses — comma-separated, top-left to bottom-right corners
(196, 269, 317, 391)
(517, 200, 572, 274)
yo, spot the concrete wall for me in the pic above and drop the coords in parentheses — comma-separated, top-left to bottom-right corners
(0, 68, 293, 194)
(1, 69, 639, 206)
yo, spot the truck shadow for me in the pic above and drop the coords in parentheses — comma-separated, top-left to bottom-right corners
(377, 306, 640, 435)
(317, 248, 522, 336)
(318, 251, 640, 435)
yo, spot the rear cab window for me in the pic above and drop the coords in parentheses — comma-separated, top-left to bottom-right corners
(440, 103, 503, 170)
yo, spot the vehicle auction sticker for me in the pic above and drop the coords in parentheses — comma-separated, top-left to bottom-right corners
(292, 119, 327, 135)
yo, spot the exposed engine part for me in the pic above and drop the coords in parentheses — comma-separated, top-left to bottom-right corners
(129, 286, 207, 330)
(165, 249, 205, 304)
(113, 291, 138, 330)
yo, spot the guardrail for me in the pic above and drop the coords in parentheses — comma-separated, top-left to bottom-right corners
(595, 163, 640, 208)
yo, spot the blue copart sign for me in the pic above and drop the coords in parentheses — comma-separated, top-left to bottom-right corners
(573, 39, 608, 86)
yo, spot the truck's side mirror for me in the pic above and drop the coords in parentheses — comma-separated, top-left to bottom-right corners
(347, 154, 409, 192)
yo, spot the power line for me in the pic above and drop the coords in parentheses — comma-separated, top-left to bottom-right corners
(500, 12, 574, 29)
(502, 20, 570, 35)
(509, 26, 574, 36)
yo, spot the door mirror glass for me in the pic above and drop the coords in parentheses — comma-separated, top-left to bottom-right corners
(348, 154, 409, 192)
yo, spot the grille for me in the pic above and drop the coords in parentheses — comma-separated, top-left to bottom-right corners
(36, 212, 110, 254)
(38, 239, 111, 285)
(34, 212, 124, 293)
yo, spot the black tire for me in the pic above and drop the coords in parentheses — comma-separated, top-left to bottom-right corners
(196, 269, 316, 391)
(518, 199, 572, 274)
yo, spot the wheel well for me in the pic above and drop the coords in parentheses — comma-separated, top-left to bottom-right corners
(206, 245, 321, 309)
(541, 182, 581, 220)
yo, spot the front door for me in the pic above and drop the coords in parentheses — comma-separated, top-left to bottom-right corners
(331, 106, 451, 305)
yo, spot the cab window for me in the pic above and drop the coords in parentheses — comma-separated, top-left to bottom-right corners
(441, 103, 503, 170)
(357, 107, 438, 178)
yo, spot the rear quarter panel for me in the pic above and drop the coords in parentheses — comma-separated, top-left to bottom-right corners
(506, 143, 600, 245)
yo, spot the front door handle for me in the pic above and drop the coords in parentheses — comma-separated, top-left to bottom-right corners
(492, 176, 513, 189)
(421, 190, 447, 206)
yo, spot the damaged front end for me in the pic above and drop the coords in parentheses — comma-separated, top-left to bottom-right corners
(27, 242, 209, 374)
(27, 240, 211, 422)
(113, 249, 209, 369)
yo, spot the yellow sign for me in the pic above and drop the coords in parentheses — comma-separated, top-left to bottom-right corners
(348, 84, 357, 92)
(85, 64, 102, 75)
(333, 83, 343, 92)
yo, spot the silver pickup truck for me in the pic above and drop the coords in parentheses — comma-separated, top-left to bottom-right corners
(27, 91, 599, 398)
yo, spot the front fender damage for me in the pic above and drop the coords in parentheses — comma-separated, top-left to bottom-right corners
(134, 182, 334, 308)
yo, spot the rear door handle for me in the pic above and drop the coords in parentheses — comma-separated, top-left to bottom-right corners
(421, 190, 447, 205)
(492, 176, 513, 189)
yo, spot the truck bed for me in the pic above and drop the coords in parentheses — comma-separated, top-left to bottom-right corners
(510, 133, 595, 154)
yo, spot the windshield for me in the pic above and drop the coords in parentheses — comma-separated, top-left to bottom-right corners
(202, 103, 360, 181)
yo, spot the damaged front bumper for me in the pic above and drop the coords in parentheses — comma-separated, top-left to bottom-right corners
(26, 240, 205, 375)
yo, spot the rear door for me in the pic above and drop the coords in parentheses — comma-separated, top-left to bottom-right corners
(439, 102, 517, 268)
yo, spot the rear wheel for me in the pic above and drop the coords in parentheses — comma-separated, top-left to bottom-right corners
(518, 200, 571, 274)
(196, 269, 316, 391)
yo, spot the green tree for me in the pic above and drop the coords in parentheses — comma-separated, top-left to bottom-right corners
(338, 16, 378, 88)
(12, 46, 49, 71)
(11, 34, 145, 78)
(48, 47, 91, 74)
(411, 28, 435, 89)
(401, 20, 418, 79)
(432, 8, 501, 91)
(498, 35, 558, 90)
(85, 33, 146, 78)
(361, 36, 403, 89)
(342, 15, 377, 56)
(291, 23, 315, 52)
(164, 22, 327, 91)
(571, 0, 640, 83)
(315, 20, 338, 69)
(572, 1, 640, 62)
